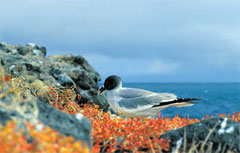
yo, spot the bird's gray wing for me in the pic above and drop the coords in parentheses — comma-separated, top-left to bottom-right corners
(118, 88, 155, 98)
(117, 88, 177, 110)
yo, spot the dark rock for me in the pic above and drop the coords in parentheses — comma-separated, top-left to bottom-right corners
(0, 98, 92, 149)
(0, 42, 108, 110)
(17, 46, 30, 55)
(24, 63, 41, 73)
(74, 55, 86, 65)
(160, 117, 240, 153)
(27, 136, 34, 144)
(53, 74, 76, 87)
(0, 107, 11, 126)
(78, 81, 91, 90)
(37, 100, 92, 148)
(40, 47, 47, 56)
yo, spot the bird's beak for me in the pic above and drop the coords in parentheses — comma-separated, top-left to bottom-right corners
(98, 86, 105, 94)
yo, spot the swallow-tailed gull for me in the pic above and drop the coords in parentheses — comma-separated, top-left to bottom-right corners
(99, 75, 201, 118)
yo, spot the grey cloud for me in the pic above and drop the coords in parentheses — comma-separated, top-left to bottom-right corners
(83, 53, 181, 76)
(1, 0, 239, 82)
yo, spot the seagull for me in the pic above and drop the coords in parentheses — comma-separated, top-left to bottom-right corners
(99, 75, 201, 118)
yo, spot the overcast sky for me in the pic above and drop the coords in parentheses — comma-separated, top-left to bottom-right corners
(1, 0, 239, 82)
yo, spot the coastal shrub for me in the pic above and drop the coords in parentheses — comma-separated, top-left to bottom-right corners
(44, 85, 170, 152)
(0, 70, 239, 152)
(78, 104, 239, 152)
(43, 81, 240, 152)
(0, 121, 89, 153)
(0, 70, 89, 153)
(45, 85, 81, 114)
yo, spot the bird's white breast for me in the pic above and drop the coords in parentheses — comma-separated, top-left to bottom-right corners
(106, 89, 123, 112)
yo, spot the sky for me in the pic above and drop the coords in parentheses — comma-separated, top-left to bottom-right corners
(1, 0, 239, 82)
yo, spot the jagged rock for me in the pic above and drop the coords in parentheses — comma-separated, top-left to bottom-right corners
(37, 100, 92, 148)
(160, 117, 240, 153)
(0, 98, 92, 149)
(0, 42, 108, 110)
(0, 107, 11, 126)
(0, 42, 46, 57)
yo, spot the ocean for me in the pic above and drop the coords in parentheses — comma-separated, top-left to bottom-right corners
(103, 83, 240, 119)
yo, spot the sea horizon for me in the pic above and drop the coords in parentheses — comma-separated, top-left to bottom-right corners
(99, 81, 240, 84)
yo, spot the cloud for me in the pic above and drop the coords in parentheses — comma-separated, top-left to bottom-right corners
(1, 0, 239, 82)
(83, 53, 181, 77)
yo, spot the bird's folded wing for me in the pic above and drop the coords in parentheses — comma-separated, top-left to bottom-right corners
(118, 89, 177, 111)
(118, 88, 154, 98)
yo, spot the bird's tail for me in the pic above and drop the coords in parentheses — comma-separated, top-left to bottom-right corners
(170, 98, 201, 107)
(152, 98, 201, 108)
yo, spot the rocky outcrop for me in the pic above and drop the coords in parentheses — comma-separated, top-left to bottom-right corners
(0, 97, 92, 149)
(38, 100, 92, 148)
(160, 117, 240, 153)
(0, 42, 109, 110)
(0, 42, 100, 149)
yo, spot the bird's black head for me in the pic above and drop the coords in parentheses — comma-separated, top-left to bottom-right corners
(99, 75, 122, 93)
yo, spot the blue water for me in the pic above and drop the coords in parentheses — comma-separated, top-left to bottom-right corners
(104, 83, 240, 119)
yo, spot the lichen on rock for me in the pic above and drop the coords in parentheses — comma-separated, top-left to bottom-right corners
(0, 42, 108, 110)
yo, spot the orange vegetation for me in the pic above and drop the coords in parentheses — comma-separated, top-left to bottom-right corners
(0, 121, 89, 153)
(45, 85, 240, 152)
(46, 85, 240, 152)
(79, 104, 240, 153)
(45, 85, 82, 114)
(0, 72, 239, 153)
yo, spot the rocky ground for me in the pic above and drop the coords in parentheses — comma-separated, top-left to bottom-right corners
(0, 42, 109, 110)
(0, 42, 108, 150)
(160, 117, 239, 152)
(0, 98, 92, 148)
